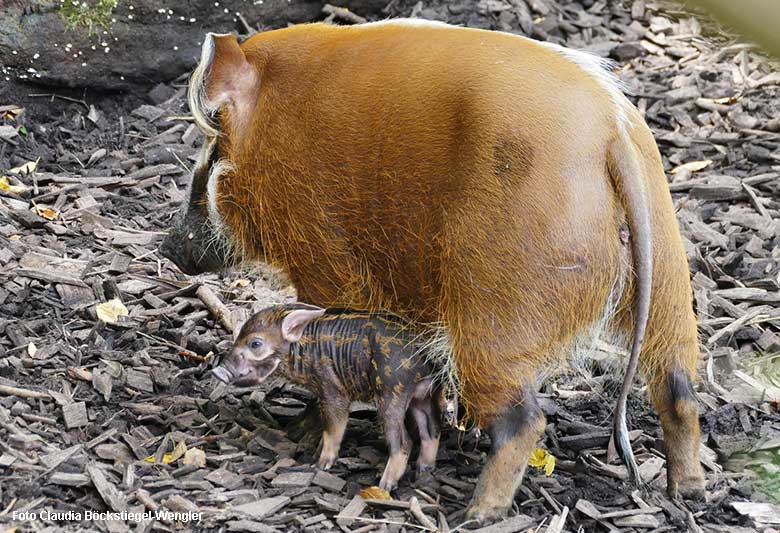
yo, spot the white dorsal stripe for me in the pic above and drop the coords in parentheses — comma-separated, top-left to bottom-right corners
(361, 19, 632, 131)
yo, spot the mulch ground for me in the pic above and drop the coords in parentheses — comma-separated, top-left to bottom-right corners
(1, 0, 779, 532)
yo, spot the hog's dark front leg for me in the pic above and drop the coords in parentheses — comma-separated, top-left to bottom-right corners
(465, 388, 546, 520)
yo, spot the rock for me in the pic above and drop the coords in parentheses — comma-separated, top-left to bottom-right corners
(0, 0, 389, 92)
(148, 83, 175, 104)
(610, 42, 646, 61)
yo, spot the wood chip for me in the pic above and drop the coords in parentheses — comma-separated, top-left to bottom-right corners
(87, 464, 127, 512)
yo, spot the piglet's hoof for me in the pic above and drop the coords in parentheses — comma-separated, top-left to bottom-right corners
(378, 480, 397, 492)
(317, 456, 336, 470)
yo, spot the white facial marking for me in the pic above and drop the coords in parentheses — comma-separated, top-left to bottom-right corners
(205, 158, 234, 240)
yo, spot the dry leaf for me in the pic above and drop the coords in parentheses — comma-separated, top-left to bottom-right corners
(1, 106, 23, 120)
(101, 359, 124, 378)
(8, 157, 39, 175)
(0, 176, 27, 195)
(360, 486, 392, 500)
(95, 298, 129, 324)
(9, 235, 21, 241)
(146, 441, 189, 465)
(165, 440, 187, 464)
(33, 203, 58, 221)
(671, 160, 712, 174)
(528, 448, 556, 476)
(183, 447, 207, 468)
(27, 342, 37, 358)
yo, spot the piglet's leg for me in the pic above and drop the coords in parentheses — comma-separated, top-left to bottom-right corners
(378, 400, 412, 491)
(318, 394, 350, 470)
(410, 386, 442, 474)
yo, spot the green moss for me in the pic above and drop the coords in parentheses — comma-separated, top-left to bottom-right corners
(60, 0, 118, 35)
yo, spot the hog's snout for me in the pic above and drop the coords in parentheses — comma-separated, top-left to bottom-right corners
(160, 220, 231, 275)
(160, 234, 199, 275)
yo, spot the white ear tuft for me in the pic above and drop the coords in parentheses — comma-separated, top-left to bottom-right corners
(187, 32, 260, 138)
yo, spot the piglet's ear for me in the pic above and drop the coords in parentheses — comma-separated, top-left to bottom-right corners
(190, 32, 260, 135)
(281, 308, 326, 343)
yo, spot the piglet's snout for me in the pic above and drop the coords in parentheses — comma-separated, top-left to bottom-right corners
(213, 350, 255, 383)
(212, 366, 233, 383)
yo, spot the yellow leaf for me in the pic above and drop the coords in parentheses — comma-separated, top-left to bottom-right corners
(33, 204, 58, 221)
(183, 447, 206, 468)
(528, 448, 556, 476)
(8, 157, 39, 175)
(164, 440, 187, 464)
(145, 442, 188, 465)
(360, 486, 392, 500)
(27, 342, 37, 358)
(0, 176, 27, 194)
(95, 298, 129, 324)
(670, 159, 712, 174)
(2, 106, 23, 120)
(543, 455, 555, 476)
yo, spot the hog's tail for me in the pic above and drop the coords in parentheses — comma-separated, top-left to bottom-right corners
(607, 125, 652, 489)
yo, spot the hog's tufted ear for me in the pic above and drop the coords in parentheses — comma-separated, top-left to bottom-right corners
(281, 308, 326, 343)
(189, 32, 260, 137)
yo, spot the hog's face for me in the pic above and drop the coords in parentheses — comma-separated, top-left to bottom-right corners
(160, 143, 233, 275)
(163, 33, 267, 276)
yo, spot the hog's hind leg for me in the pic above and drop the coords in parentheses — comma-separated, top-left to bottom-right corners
(619, 221, 706, 499)
(637, 321, 706, 498)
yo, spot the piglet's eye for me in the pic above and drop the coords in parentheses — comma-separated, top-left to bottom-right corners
(249, 340, 263, 350)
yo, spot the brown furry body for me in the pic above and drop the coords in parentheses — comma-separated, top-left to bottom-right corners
(164, 22, 706, 518)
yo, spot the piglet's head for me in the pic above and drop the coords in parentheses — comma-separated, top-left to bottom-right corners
(161, 32, 261, 275)
(213, 304, 325, 386)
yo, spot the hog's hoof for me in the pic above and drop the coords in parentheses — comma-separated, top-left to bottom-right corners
(670, 477, 706, 501)
(463, 502, 510, 524)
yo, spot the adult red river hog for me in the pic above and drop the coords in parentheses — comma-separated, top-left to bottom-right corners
(160, 20, 706, 519)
